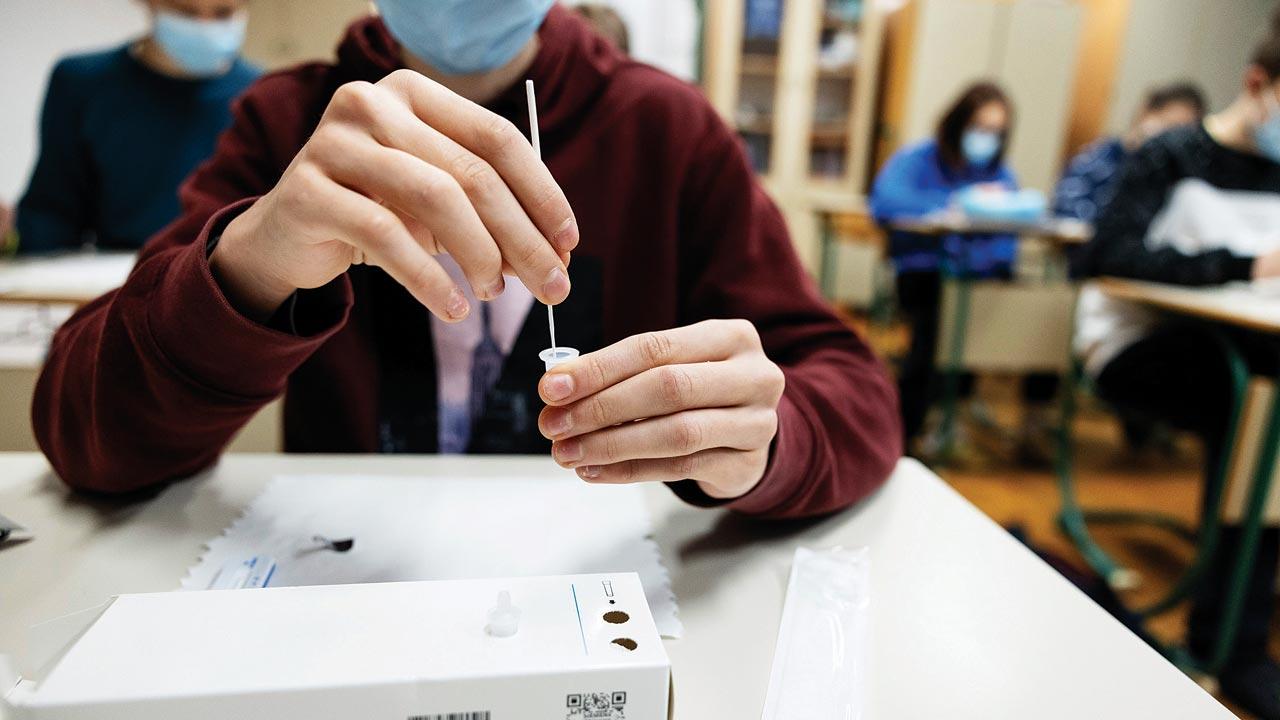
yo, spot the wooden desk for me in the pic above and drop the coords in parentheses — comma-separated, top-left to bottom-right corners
(0, 453, 1231, 718)
(1098, 277, 1280, 334)
(887, 214, 1093, 244)
(883, 214, 1091, 460)
(0, 252, 135, 306)
(1096, 276, 1280, 675)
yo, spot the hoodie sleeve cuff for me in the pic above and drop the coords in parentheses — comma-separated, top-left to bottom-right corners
(664, 392, 815, 516)
(143, 199, 353, 399)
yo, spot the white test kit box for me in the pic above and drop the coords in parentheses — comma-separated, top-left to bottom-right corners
(3, 572, 670, 720)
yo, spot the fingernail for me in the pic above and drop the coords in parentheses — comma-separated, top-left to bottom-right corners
(480, 276, 505, 301)
(577, 465, 601, 480)
(544, 410, 572, 437)
(542, 373, 574, 401)
(446, 288, 469, 319)
(542, 267, 570, 303)
(552, 217, 578, 251)
(555, 439, 583, 464)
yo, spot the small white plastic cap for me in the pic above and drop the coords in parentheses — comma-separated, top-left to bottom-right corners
(540, 347, 579, 371)
(486, 590, 521, 638)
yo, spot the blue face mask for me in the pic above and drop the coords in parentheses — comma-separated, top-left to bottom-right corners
(961, 129, 1001, 167)
(1253, 92, 1280, 164)
(377, 0, 554, 76)
(153, 10, 246, 77)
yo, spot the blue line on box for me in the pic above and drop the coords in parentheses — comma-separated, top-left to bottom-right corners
(571, 584, 588, 655)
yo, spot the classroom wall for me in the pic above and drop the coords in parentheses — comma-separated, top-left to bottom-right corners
(1063, 0, 1131, 157)
(1104, 0, 1275, 134)
(891, 0, 1082, 193)
(241, 0, 369, 69)
(566, 0, 698, 81)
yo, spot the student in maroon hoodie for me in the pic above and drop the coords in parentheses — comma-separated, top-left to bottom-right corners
(32, 1, 901, 519)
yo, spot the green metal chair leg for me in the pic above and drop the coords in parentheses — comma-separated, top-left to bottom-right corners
(1056, 330, 1249, 613)
(1210, 360, 1280, 674)
(1136, 335, 1248, 619)
(937, 272, 972, 462)
(819, 212, 836, 300)
(1082, 509, 1197, 544)
(1055, 360, 1134, 587)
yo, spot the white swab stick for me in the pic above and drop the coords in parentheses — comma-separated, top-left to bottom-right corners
(526, 79, 557, 353)
(526, 79, 542, 160)
(548, 302, 558, 353)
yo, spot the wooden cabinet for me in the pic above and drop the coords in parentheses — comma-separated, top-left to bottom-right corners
(702, 0, 886, 271)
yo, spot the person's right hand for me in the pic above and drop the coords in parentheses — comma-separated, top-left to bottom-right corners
(212, 69, 578, 322)
(1253, 248, 1280, 280)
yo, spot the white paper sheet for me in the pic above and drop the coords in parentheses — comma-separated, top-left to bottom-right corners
(181, 474, 682, 637)
(0, 303, 75, 369)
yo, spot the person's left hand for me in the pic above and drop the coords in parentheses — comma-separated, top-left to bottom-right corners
(538, 319, 785, 500)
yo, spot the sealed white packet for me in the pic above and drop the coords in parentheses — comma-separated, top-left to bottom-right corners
(762, 546, 871, 720)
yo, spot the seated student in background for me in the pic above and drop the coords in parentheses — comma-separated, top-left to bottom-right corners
(870, 81, 1056, 460)
(15, 0, 259, 254)
(1056, 82, 1206, 453)
(32, 2, 901, 520)
(1074, 35, 1280, 720)
(1054, 82, 1206, 223)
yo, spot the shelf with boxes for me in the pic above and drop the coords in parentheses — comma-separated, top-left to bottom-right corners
(702, 0, 885, 271)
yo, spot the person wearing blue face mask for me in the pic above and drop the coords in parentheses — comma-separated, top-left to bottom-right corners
(870, 81, 1018, 292)
(15, 0, 259, 254)
(30, 1, 902, 528)
(1074, 34, 1280, 720)
(870, 82, 1055, 458)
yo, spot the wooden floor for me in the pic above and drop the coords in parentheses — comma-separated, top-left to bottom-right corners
(934, 375, 1273, 719)
(841, 307, 1274, 716)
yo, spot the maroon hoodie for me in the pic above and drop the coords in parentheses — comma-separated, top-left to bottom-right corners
(32, 7, 901, 517)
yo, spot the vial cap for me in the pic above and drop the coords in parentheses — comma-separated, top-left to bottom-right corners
(540, 347, 579, 372)
(486, 590, 521, 638)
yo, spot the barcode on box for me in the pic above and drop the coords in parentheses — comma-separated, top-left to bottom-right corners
(407, 713, 490, 720)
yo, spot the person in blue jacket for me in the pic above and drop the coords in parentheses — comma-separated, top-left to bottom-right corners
(15, 0, 260, 254)
(871, 81, 1055, 458)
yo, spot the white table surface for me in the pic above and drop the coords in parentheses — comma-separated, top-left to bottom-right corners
(0, 252, 135, 306)
(0, 453, 1232, 719)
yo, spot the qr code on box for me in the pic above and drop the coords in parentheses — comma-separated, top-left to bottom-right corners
(565, 691, 627, 719)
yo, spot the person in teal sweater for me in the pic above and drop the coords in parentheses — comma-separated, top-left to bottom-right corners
(16, 0, 259, 254)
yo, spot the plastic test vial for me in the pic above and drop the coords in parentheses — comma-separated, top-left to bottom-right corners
(540, 347, 579, 371)
(486, 590, 521, 638)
